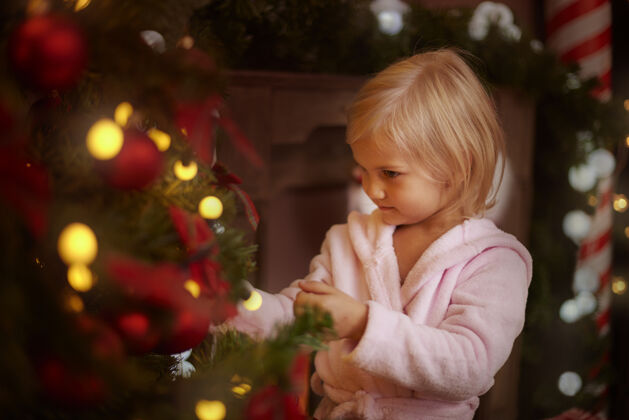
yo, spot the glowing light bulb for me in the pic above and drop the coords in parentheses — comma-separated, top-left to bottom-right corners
(67, 264, 94, 292)
(587, 195, 598, 207)
(624, 99, 629, 111)
(57, 223, 98, 265)
(612, 277, 627, 295)
(625, 226, 629, 238)
(199, 196, 223, 219)
(626, 136, 629, 148)
(613, 194, 628, 213)
(86, 118, 124, 160)
(243, 290, 262, 311)
(559, 299, 580, 323)
(231, 382, 252, 397)
(195, 400, 226, 420)
(28, 0, 50, 15)
(148, 128, 171, 151)
(184, 280, 201, 298)
(66, 294, 84, 312)
(178, 35, 195, 49)
(73, 0, 90, 12)
(174, 160, 198, 180)
(114, 102, 133, 127)
(558, 371, 582, 396)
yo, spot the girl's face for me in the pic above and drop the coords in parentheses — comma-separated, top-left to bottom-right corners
(351, 137, 450, 227)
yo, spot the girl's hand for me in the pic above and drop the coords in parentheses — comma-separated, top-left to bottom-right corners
(294, 281, 367, 341)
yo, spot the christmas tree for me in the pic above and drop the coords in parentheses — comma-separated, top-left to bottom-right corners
(0, 1, 331, 419)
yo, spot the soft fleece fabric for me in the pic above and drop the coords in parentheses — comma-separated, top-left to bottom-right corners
(231, 210, 532, 420)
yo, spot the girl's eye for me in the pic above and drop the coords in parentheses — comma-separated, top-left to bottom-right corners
(382, 170, 400, 178)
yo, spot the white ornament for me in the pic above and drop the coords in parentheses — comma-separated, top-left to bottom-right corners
(172, 349, 196, 378)
(501, 23, 521, 41)
(140, 30, 166, 53)
(558, 371, 582, 397)
(559, 299, 580, 323)
(566, 73, 581, 90)
(530, 39, 544, 52)
(370, 0, 409, 35)
(587, 148, 616, 178)
(576, 130, 595, 154)
(175, 361, 196, 378)
(575, 291, 597, 316)
(573, 266, 599, 293)
(568, 164, 597, 192)
(468, 2, 520, 41)
(562, 210, 592, 244)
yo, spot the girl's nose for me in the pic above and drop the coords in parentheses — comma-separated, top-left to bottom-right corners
(363, 177, 385, 201)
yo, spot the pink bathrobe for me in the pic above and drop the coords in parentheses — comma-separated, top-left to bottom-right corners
(232, 210, 532, 420)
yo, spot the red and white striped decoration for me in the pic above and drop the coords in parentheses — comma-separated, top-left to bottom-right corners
(577, 176, 614, 336)
(545, 0, 613, 101)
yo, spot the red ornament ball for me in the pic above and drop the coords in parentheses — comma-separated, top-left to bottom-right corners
(37, 357, 106, 406)
(96, 130, 163, 189)
(155, 308, 211, 354)
(114, 311, 161, 354)
(8, 15, 87, 90)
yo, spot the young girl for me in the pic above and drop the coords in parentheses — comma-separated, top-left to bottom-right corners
(230, 48, 532, 420)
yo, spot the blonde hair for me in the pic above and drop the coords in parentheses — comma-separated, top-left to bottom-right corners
(347, 48, 505, 218)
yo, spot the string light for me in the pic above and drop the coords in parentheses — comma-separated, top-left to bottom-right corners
(625, 226, 629, 238)
(174, 160, 198, 180)
(231, 383, 251, 397)
(612, 276, 627, 295)
(86, 118, 124, 160)
(73, 0, 91, 11)
(626, 135, 629, 148)
(559, 299, 580, 323)
(558, 371, 582, 396)
(243, 290, 262, 311)
(195, 400, 226, 420)
(184, 280, 201, 298)
(613, 194, 628, 213)
(624, 99, 629, 111)
(587, 194, 598, 207)
(67, 264, 94, 292)
(178, 35, 195, 49)
(199, 196, 223, 219)
(66, 293, 84, 312)
(57, 223, 98, 265)
(114, 102, 133, 127)
(27, 0, 50, 15)
(148, 128, 171, 151)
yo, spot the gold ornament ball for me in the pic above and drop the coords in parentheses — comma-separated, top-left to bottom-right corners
(198, 196, 223, 219)
(57, 222, 98, 265)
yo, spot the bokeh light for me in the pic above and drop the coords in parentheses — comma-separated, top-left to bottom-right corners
(199, 196, 223, 219)
(86, 118, 124, 160)
(184, 280, 201, 298)
(148, 128, 171, 151)
(243, 290, 262, 311)
(174, 160, 198, 181)
(195, 400, 226, 420)
(114, 102, 133, 127)
(67, 264, 94, 292)
(57, 223, 98, 265)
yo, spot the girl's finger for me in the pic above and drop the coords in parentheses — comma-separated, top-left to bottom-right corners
(298, 281, 335, 294)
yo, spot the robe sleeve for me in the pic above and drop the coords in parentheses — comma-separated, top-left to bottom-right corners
(345, 247, 529, 401)
(225, 233, 335, 340)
